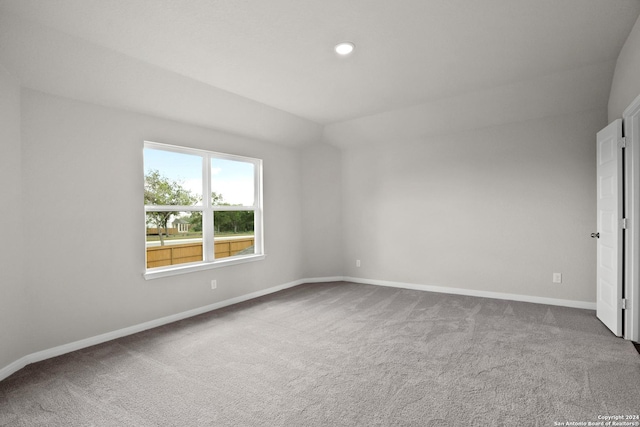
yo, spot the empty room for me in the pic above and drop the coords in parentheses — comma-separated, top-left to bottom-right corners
(1, 1, 640, 425)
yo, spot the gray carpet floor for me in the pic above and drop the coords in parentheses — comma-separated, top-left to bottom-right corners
(1, 281, 639, 426)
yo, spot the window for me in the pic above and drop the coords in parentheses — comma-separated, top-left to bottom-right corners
(143, 141, 263, 279)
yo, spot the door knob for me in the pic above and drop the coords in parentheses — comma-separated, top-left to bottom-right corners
(591, 232, 600, 238)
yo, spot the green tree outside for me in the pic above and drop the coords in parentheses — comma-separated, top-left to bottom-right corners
(145, 172, 254, 241)
(187, 193, 254, 235)
(144, 170, 198, 246)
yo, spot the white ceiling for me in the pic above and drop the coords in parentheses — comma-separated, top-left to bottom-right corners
(1, 0, 639, 147)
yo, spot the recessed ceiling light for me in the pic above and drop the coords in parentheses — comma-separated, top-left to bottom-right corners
(335, 42, 355, 56)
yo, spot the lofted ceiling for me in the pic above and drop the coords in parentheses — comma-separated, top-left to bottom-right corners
(0, 0, 639, 147)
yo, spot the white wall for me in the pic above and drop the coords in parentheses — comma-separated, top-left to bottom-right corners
(609, 15, 640, 121)
(20, 89, 305, 352)
(342, 109, 605, 304)
(300, 143, 343, 277)
(0, 66, 28, 368)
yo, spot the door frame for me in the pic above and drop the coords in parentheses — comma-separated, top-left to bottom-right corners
(623, 92, 640, 342)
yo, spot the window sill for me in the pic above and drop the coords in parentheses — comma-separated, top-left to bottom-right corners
(143, 254, 266, 280)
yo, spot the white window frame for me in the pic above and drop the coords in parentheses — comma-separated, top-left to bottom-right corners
(143, 141, 264, 280)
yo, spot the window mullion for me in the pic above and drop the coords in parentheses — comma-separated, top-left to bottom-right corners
(212, 205, 256, 211)
(202, 154, 214, 262)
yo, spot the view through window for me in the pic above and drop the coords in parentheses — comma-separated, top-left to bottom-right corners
(144, 141, 263, 275)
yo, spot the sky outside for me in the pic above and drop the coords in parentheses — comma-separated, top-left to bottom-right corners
(144, 148, 254, 206)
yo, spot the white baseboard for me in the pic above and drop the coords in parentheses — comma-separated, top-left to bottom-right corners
(343, 276, 597, 310)
(301, 276, 345, 283)
(0, 275, 596, 382)
(0, 276, 335, 382)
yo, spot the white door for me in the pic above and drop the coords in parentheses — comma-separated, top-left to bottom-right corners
(596, 119, 624, 336)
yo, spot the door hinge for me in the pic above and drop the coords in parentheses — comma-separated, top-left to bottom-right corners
(618, 137, 626, 149)
(621, 218, 628, 229)
(621, 298, 628, 310)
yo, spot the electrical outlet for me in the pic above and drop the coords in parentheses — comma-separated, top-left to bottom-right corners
(356, 259, 361, 267)
(211, 280, 217, 289)
(552, 273, 562, 284)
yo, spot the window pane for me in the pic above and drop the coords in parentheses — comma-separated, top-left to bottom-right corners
(211, 158, 254, 206)
(146, 211, 203, 268)
(144, 148, 202, 206)
(213, 210, 255, 259)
